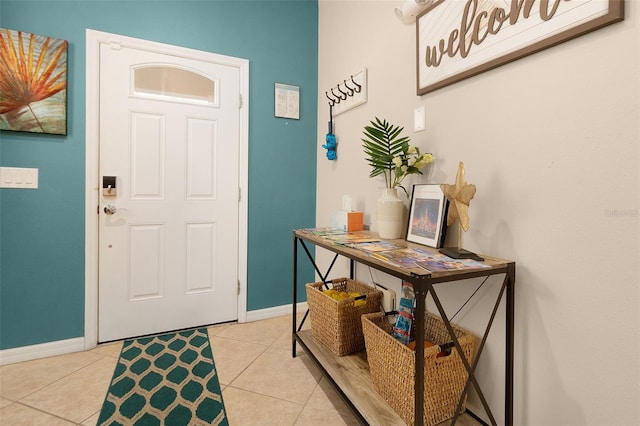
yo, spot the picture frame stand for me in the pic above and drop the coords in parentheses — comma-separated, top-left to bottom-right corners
(439, 222, 484, 261)
(439, 247, 484, 262)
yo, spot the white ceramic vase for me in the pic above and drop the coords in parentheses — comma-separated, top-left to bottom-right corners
(376, 188, 405, 239)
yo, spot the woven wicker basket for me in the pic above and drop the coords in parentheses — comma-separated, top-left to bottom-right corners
(305, 278, 383, 356)
(362, 311, 475, 426)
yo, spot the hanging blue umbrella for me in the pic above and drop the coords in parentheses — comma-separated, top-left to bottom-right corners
(322, 101, 336, 160)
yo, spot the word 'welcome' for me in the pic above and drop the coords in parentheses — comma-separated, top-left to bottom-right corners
(424, 0, 568, 67)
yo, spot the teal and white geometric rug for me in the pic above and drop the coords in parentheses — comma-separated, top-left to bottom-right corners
(97, 328, 228, 426)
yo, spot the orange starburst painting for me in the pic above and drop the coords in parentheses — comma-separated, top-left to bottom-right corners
(0, 28, 67, 135)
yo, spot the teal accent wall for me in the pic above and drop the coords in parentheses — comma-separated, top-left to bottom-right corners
(0, 0, 317, 350)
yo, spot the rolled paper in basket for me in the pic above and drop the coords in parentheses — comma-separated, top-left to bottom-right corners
(406, 340, 450, 357)
(406, 340, 435, 350)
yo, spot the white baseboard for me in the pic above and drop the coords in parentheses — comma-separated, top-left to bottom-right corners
(0, 337, 85, 366)
(0, 304, 307, 365)
(245, 302, 308, 323)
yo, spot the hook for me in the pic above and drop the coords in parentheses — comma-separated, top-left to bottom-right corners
(350, 75, 362, 93)
(343, 79, 355, 96)
(325, 91, 336, 107)
(336, 83, 348, 100)
(330, 88, 342, 104)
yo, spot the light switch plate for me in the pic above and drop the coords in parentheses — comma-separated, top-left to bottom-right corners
(414, 106, 426, 132)
(0, 167, 39, 189)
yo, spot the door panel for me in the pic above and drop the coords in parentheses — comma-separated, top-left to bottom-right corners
(185, 222, 216, 293)
(131, 113, 165, 198)
(187, 118, 216, 198)
(129, 224, 164, 300)
(98, 42, 239, 342)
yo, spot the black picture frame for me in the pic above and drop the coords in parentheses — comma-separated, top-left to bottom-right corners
(406, 184, 448, 248)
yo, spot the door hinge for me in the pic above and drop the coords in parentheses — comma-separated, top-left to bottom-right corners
(239, 94, 242, 109)
(237, 280, 241, 295)
(238, 187, 241, 203)
(97, 205, 100, 214)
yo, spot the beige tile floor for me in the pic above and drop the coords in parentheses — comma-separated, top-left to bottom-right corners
(0, 314, 360, 425)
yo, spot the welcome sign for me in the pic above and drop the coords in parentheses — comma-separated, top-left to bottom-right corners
(416, 0, 624, 95)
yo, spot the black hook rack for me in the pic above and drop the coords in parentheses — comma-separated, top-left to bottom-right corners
(322, 69, 367, 160)
(343, 79, 355, 96)
(326, 74, 362, 106)
(325, 91, 336, 107)
(331, 88, 343, 104)
(336, 84, 348, 100)
(348, 75, 362, 93)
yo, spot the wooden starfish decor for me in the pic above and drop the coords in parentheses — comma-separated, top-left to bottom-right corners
(439, 162, 484, 261)
(440, 161, 476, 232)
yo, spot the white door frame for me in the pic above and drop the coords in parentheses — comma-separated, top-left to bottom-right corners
(84, 29, 249, 349)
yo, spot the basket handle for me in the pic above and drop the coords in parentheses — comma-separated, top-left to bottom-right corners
(325, 277, 346, 290)
(436, 341, 455, 357)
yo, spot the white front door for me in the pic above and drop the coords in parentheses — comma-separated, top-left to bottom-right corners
(97, 40, 240, 342)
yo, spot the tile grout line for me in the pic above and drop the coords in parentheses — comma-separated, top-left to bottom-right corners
(215, 343, 269, 388)
(209, 334, 273, 347)
(292, 376, 324, 426)
(4, 400, 80, 425)
(0, 353, 106, 404)
(223, 383, 307, 413)
(18, 355, 115, 423)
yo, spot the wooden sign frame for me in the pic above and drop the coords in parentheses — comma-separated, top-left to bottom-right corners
(416, 0, 624, 95)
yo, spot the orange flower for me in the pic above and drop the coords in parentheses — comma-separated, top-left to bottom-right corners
(0, 29, 67, 131)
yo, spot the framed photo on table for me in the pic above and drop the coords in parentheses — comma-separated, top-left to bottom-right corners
(407, 184, 448, 248)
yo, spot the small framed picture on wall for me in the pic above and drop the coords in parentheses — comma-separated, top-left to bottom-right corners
(274, 83, 299, 120)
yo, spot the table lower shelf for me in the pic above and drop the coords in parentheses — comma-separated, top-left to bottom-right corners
(295, 329, 404, 425)
(294, 329, 483, 426)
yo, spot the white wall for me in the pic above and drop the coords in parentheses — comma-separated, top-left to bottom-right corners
(317, 1, 639, 425)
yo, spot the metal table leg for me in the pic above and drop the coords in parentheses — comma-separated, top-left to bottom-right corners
(414, 284, 428, 426)
(292, 235, 298, 358)
(292, 236, 341, 358)
(426, 273, 512, 426)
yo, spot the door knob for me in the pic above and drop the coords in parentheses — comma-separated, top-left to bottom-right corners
(104, 204, 118, 215)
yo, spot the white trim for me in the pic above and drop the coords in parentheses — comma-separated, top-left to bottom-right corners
(85, 29, 250, 348)
(0, 338, 85, 366)
(245, 302, 308, 323)
(84, 29, 101, 350)
(236, 45, 250, 325)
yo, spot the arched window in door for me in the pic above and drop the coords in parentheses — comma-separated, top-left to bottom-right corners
(133, 65, 217, 106)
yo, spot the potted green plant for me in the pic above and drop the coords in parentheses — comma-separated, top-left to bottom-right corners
(362, 117, 434, 238)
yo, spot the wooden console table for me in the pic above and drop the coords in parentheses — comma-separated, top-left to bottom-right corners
(292, 229, 516, 426)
